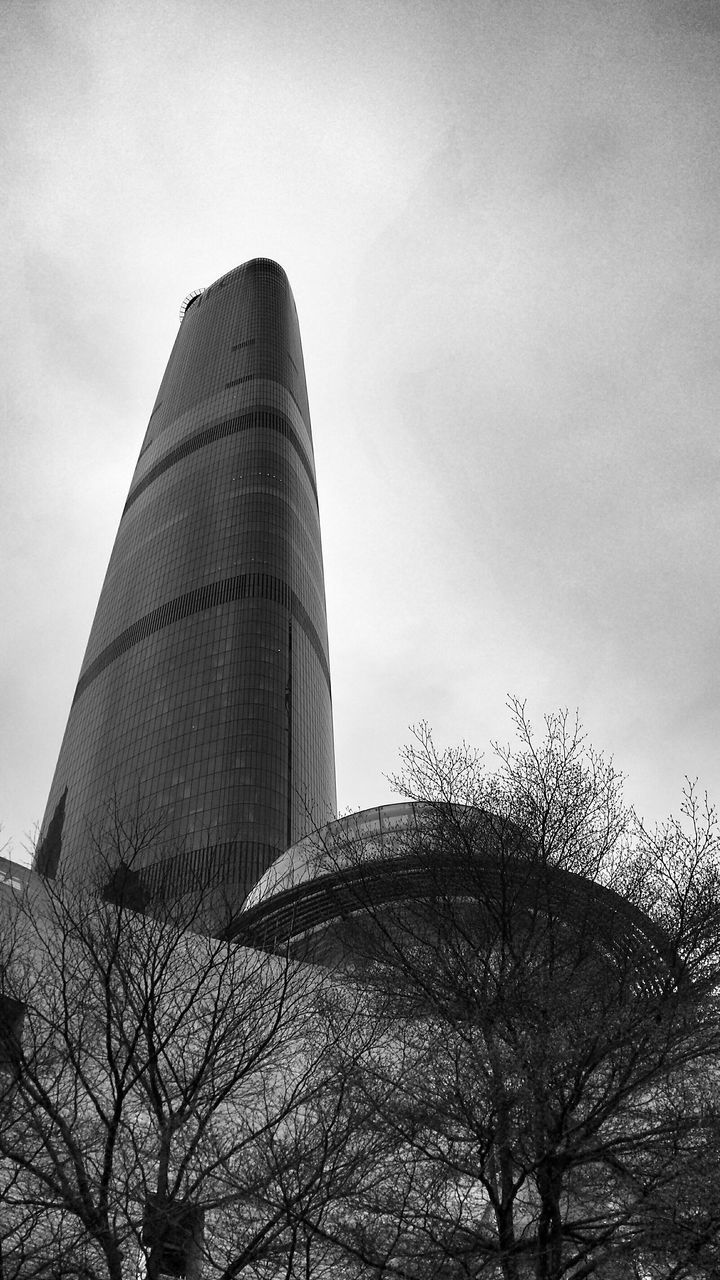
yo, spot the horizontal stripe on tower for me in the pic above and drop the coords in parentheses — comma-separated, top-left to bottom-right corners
(123, 408, 317, 517)
(71, 572, 331, 707)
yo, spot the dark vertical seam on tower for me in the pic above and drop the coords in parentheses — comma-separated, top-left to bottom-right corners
(286, 616, 293, 849)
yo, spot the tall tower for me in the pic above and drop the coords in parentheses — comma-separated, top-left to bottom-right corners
(36, 259, 336, 909)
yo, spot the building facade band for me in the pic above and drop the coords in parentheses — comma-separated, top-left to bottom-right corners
(36, 258, 336, 910)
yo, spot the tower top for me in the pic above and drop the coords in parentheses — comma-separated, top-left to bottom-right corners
(179, 260, 291, 321)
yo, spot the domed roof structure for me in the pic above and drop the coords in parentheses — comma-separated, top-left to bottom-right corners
(231, 802, 673, 989)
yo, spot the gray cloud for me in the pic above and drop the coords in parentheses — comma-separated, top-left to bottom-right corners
(3, 0, 720, 855)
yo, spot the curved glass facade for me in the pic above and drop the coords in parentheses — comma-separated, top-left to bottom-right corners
(36, 259, 336, 909)
(236, 803, 673, 980)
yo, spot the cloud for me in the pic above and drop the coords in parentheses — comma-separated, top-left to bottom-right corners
(3, 0, 720, 849)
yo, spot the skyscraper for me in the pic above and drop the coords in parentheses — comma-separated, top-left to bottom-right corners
(36, 259, 336, 910)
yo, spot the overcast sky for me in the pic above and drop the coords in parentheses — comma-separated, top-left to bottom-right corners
(3, 0, 720, 861)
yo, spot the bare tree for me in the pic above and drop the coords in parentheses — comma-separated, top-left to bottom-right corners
(4, 707, 720, 1280)
(307, 703, 720, 1280)
(0, 806, 356, 1280)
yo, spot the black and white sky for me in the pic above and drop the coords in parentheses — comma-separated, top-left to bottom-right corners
(3, 0, 720, 859)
